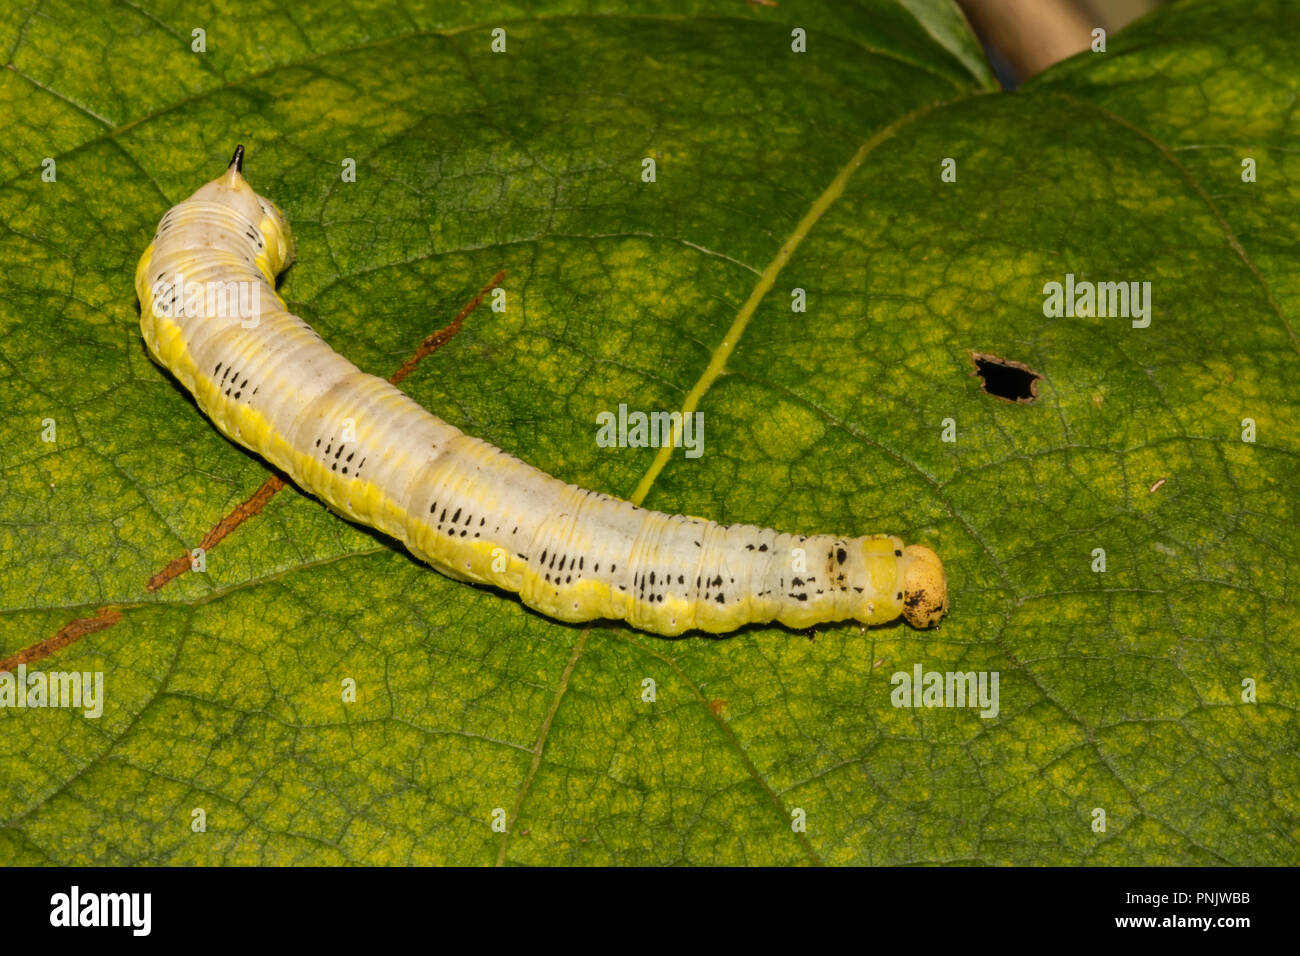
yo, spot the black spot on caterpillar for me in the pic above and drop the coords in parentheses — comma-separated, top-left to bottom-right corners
(133, 147, 949, 636)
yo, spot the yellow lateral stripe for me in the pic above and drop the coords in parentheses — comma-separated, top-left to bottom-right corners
(629, 97, 958, 507)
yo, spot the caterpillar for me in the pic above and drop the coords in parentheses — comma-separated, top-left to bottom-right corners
(134, 147, 948, 636)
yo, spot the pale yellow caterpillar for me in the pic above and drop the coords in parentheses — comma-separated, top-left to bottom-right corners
(134, 147, 948, 636)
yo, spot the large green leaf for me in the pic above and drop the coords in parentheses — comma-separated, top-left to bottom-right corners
(1, 0, 1295, 865)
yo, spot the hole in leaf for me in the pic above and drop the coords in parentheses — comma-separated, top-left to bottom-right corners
(971, 352, 1041, 403)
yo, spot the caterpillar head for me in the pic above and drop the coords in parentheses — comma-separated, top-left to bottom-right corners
(899, 544, 948, 628)
(189, 145, 295, 274)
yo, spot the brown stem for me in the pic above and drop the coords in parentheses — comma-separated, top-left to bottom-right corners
(958, 0, 1096, 79)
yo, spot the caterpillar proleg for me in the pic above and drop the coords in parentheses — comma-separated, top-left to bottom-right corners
(134, 147, 948, 636)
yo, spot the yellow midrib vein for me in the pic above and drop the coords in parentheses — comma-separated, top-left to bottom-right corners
(497, 95, 961, 866)
(630, 95, 959, 505)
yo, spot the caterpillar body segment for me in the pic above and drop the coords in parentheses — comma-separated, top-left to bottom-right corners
(135, 148, 949, 636)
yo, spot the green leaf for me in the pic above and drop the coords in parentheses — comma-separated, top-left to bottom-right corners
(1, 0, 1295, 865)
